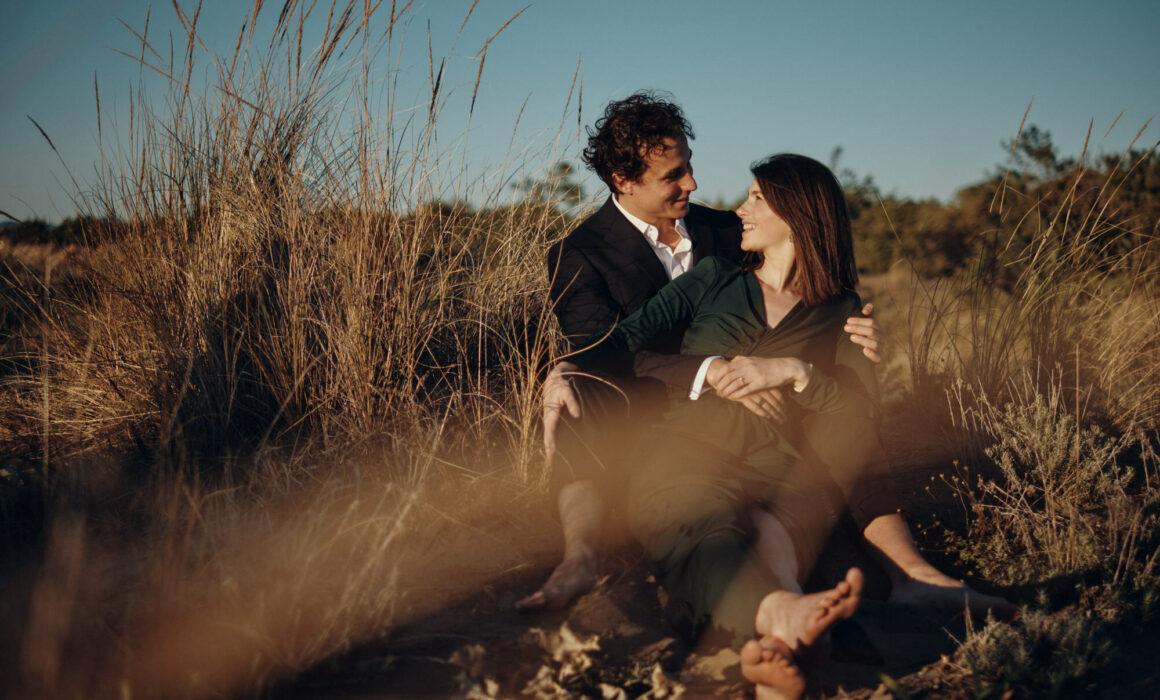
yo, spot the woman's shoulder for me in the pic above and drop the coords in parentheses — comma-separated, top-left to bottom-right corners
(811, 289, 864, 318)
(834, 289, 865, 315)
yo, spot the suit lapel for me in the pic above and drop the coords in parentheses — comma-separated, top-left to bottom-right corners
(590, 198, 670, 292)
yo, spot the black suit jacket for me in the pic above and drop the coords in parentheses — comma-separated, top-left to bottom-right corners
(547, 197, 744, 397)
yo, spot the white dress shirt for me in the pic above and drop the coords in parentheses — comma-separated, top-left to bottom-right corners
(612, 196, 720, 399)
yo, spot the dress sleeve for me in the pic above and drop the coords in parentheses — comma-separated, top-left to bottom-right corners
(791, 296, 881, 422)
(571, 257, 724, 371)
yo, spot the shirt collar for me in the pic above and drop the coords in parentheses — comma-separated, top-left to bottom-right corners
(612, 195, 690, 245)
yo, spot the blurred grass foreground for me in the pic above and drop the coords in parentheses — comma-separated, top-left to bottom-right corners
(1, 2, 1158, 698)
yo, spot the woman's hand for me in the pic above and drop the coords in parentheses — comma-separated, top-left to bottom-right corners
(711, 356, 812, 400)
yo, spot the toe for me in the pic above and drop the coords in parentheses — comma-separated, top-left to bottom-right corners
(740, 639, 765, 667)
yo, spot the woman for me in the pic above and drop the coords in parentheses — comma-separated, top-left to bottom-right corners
(571, 153, 881, 698)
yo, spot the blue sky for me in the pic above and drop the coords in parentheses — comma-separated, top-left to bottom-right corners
(2, 0, 1159, 222)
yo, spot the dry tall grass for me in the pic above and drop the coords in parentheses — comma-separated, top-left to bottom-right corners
(2, 2, 580, 697)
(861, 134, 1160, 697)
(876, 130, 1160, 697)
(2, 0, 574, 482)
(898, 130, 1160, 439)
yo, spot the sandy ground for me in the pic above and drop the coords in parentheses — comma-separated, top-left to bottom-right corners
(290, 551, 966, 699)
(252, 467, 970, 698)
(255, 460, 1160, 700)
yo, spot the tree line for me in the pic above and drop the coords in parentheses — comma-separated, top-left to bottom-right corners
(4, 126, 1157, 282)
(842, 127, 1160, 280)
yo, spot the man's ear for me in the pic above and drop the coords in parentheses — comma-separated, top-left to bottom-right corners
(611, 172, 633, 196)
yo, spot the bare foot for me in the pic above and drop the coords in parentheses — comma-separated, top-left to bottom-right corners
(740, 636, 805, 700)
(755, 568, 864, 664)
(890, 565, 1017, 621)
(515, 549, 597, 613)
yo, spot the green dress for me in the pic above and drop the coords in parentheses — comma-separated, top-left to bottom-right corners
(576, 255, 878, 420)
(575, 255, 882, 642)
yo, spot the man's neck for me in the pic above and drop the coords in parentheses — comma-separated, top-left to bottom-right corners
(613, 196, 682, 249)
(653, 222, 681, 249)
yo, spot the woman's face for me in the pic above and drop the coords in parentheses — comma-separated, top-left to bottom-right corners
(735, 178, 792, 252)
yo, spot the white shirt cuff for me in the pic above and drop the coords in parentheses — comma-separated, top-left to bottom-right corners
(793, 362, 814, 393)
(689, 356, 724, 400)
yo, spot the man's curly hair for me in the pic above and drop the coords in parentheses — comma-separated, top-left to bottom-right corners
(582, 91, 694, 194)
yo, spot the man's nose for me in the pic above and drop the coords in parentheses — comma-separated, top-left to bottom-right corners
(682, 173, 697, 192)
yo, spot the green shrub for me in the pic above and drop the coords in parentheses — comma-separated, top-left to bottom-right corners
(948, 375, 1160, 619)
(957, 608, 1110, 699)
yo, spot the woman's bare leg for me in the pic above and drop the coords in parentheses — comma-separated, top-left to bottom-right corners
(750, 507, 802, 594)
(863, 514, 1017, 620)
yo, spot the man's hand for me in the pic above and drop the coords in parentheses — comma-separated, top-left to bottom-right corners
(542, 361, 581, 466)
(705, 357, 790, 422)
(736, 387, 789, 422)
(845, 303, 883, 363)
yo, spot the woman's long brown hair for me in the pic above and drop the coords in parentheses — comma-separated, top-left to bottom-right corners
(750, 153, 858, 305)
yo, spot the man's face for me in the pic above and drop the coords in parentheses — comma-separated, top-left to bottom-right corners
(613, 136, 697, 225)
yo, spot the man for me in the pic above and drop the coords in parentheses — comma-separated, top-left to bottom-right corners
(519, 91, 1011, 693)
